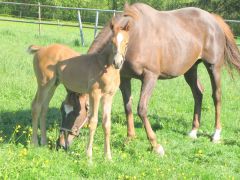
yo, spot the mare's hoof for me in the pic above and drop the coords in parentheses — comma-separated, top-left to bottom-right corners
(212, 129, 221, 143)
(153, 144, 165, 157)
(188, 130, 198, 139)
(212, 135, 221, 143)
(212, 139, 221, 144)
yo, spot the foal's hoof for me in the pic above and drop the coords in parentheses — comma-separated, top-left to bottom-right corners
(153, 144, 165, 157)
(188, 130, 198, 139)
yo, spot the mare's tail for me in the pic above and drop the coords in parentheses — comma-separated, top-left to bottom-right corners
(27, 45, 42, 54)
(212, 14, 240, 74)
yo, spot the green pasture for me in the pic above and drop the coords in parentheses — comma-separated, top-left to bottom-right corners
(0, 20, 240, 179)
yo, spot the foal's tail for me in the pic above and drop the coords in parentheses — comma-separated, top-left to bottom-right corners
(212, 14, 240, 74)
(27, 45, 42, 54)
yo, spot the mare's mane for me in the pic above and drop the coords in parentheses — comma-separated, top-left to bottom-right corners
(123, 3, 140, 19)
(87, 3, 141, 54)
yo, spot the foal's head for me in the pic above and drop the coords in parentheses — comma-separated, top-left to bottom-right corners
(57, 93, 89, 150)
(110, 16, 130, 69)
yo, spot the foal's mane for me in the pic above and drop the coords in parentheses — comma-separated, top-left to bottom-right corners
(87, 22, 113, 54)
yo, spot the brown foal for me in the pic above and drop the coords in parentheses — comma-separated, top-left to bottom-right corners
(29, 44, 88, 146)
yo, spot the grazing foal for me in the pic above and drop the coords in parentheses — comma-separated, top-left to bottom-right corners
(29, 44, 88, 146)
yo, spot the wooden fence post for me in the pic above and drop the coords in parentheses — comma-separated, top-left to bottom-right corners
(77, 10, 85, 46)
(38, 2, 41, 35)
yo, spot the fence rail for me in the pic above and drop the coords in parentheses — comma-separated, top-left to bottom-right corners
(0, 1, 122, 46)
(0, 2, 239, 46)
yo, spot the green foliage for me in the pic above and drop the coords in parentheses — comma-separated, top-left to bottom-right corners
(0, 19, 240, 179)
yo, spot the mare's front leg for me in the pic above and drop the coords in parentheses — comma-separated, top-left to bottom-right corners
(137, 71, 164, 156)
(119, 77, 135, 139)
(205, 63, 222, 142)
(184, 65, 204, 139)
(101, 94, 114, 160)
(86, 89, 101, 162)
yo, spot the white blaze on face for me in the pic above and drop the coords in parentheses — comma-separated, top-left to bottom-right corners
(64, 104, 73, 116)
(116, 32, 124, 51)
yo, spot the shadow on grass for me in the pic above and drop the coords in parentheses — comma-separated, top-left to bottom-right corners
(223, 138, 240, 147)
(0, 108, 61, 146)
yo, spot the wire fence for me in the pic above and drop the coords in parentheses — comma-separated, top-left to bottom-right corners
(0, 2, 122, 46)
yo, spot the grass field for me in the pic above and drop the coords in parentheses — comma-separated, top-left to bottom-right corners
(0, 20, 240, 179)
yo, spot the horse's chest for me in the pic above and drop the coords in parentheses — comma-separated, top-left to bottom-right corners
(99, 69, 120, 94)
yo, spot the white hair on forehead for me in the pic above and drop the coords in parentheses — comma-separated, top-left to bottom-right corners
(117, 32, 124, 48)
(64, 104, 73, 116)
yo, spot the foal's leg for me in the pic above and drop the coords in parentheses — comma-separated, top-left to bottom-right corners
(137, 71, 164, 156)
(86, 90, 101, 161)
(40, 85, 57, 145)
(184, 65, 203, 139)
(31, 86, 50, 146)
(204, 63, 222, 142)
(119, 78, 135, 139)
(101, 94, 113, 160)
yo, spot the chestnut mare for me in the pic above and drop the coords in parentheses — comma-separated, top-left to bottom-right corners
(30, 30, 129, 160)
(88, 3, 240, 156)
(29, 44, 88, 147)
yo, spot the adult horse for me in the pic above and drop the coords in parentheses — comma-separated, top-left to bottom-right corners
(88, 3, 240, 156)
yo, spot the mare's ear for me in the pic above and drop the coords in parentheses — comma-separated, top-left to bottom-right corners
(124, 2, 130, 10)
(122, 18, 131, 32)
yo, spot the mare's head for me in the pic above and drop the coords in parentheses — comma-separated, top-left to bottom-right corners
(110, 15, 131, 69)
(57, 92, 89, 150)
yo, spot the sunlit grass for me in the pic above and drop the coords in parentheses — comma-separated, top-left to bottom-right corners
(0, 20, 240, 179)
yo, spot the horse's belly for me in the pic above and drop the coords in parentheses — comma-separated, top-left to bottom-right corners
(159, 59, 198, 78)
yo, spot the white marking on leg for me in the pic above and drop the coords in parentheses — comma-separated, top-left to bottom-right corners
(153, 144, 165, 157)
(189, 129, 198, 139)
(64, 104, 73, 116)
(212, 129, 221, 143)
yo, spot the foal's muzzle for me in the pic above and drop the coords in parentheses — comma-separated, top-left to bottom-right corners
(56, 129, 77, 151)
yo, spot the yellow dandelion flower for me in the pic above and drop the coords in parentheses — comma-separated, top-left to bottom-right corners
(19, 148, 28, 157)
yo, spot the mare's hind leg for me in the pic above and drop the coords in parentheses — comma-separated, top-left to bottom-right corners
(39, 85, 57, 145)
(204, 62, 222, 142)
(137, 71, 164, 156)
(86, 89, 101, 162)
(184, 64, 204, 139)
(119, 78, 135, 139)
(101, 94, 113, 160)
